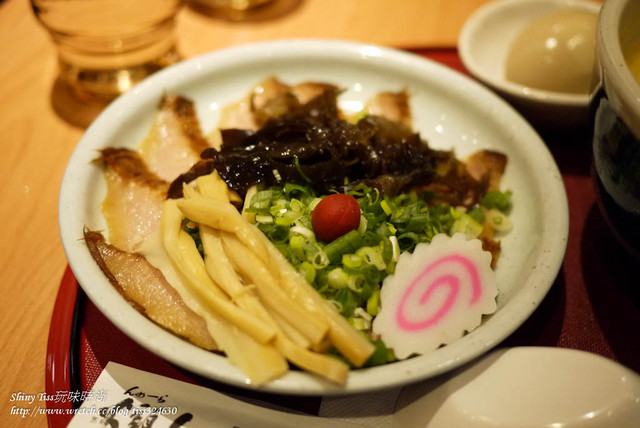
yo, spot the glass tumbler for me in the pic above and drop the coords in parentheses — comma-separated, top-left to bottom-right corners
(32, 0, 182, 101)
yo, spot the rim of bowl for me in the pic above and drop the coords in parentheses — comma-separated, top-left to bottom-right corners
(597, 0, 640, 137)
(459, 0, 601, 107)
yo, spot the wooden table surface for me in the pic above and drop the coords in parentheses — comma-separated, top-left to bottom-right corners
(0, 0, 491, 425)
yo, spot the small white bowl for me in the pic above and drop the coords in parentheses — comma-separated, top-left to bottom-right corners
(459, 0, 601, 131)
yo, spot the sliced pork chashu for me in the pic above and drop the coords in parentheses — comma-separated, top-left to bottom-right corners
(364, 90, 413, 129)
(139, 95, 211, 182)
(84, 229, 217, 351)
(465, 150, 508, 191)
(219, 77, 340, 131)
(99, 148, 169, 253)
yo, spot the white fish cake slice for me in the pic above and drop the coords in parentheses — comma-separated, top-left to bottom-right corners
(372, 233, 497, 360)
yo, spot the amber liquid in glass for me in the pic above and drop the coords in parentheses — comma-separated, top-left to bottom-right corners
(32, 0, 181, 99)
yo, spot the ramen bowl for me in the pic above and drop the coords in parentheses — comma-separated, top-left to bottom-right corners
(592, 0, 640, 257)
(58, 39, 569, 394)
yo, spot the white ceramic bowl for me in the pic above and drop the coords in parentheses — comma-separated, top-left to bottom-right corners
(592, 0, 640, 256)
(459, 0, 601, 131)
(58, 39, 569, 395)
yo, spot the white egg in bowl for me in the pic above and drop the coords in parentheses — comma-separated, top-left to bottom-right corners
(459, 0, 602, 131)
(58, 39, 569, 395)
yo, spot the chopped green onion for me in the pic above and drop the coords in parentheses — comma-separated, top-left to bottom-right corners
(363, 340, 395, 367)
(487, 208, 513, 232)
(366, 289, 380, 316)
(397, 232, 420, 251)
(347, 274, 365, 293)
(289, 198, 304, 212)
(328, 267, 348, 289)
(290, 225, 315, 241)
(393, 208, 405, 220)
(333, 288, 358, 317)
(311, 248, 330, 269)
(405, 213, 429, 232)
(380, 199, 393, 216)
(388, 236, 400, 262)
(355, 245, 386, 270)
(349, 307, 372, 331)
(467, 206, 486, 223)
(357, 215, 368, 236)
(246, 182, 512, 353)
(308, 197, 322, 211)
(348, 317, 367, 331)
(342, 253, 364, 269)
(268, 198, 287, 216)
(481, 190, 513, 212)
(255, 214, 273, 224)
(289, 235, 306, 260)
(250, 198, 273, 211)
(297, 261, 316, 284)
(284, 182, 310, 198)
(323, 229, 365, 263)
(265, 225, 289, 243)
(252, 189, 273, 201)
(274, 210, 303, 226)
(450, 212, 483, 238)
(293, 157, 312, 183)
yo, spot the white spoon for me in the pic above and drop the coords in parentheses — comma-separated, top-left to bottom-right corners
(392, 347, 640, 428)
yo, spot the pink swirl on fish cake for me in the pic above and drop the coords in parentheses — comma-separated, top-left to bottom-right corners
(396, 254, 481, 331)
(372, 233, 497, 359)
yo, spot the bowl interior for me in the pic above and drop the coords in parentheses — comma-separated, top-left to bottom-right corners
(59, 39, 569, 395)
